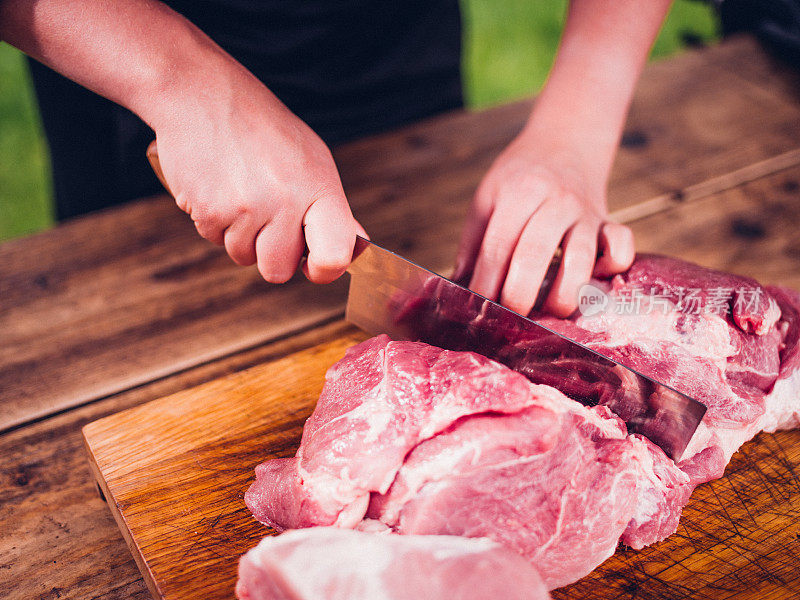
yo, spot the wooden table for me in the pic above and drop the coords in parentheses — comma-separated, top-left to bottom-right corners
(2, 36, 800, 600)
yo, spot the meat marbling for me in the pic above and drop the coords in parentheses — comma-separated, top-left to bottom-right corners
(536, 256, 800, 494)
(244, 255, 800, 591)
(246, 334, 691, 588)
(236, 527, 550, 600)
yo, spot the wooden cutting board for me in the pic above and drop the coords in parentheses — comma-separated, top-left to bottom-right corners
(83, 328, 800, 600)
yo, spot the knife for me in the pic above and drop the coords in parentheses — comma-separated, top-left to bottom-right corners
(345, 236, 706, 462)
(144, 140, 706, 460)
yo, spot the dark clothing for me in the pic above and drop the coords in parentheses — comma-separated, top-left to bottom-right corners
(29, 61, 163, 219)
(31, 0, 463, 220)
(718, 0, 800, 66)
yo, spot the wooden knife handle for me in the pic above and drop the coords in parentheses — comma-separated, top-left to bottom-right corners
(146, 141, 173, 196)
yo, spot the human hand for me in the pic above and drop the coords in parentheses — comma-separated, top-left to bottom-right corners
(453, 133, 634, 317)
(150, 67, 364, 284)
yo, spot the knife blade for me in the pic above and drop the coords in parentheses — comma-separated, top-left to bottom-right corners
(345, 237, 706, 462)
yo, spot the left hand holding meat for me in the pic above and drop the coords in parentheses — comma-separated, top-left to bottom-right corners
(454, 130, 634, 318)
(454, 0, 673, 318)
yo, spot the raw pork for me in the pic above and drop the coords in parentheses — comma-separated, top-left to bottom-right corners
(246, 335, 689, 588)
(532, 257, 800, 545)
(245, 255, 800, 589)
(389, 254, 800, 547)
(236, 527, 550, 600)
(246, 336, 553, 530)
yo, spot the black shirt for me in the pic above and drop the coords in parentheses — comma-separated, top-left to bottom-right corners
(30, 0, 463, 219)
(166, 0, 464, 143)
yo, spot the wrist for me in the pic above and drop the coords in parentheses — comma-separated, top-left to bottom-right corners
(517, 107, 617, 192)
(125, 22, 251, 133)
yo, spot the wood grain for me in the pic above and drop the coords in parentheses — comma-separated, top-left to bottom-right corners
(4, 163, 799, 600)
(83, 334, 800, 600)
(555, 429, 800, 600)
(4, 36, 800, 432)
(0, 320, 354, 600)
(630, 164, 800, 290)
(83, 333, 367, 600)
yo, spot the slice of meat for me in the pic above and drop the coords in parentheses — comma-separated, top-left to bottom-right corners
(620, 434, 695, 549)
(536, 305, 771, 429)
(245, 255, 800, 592)
(246, 336, 691, 589)
(531, 259, 796, 485)
(368, 405, 649, 589)
(623, 254, 781, 335)
(235, 528, 551, 600)
(246, 335, 549, 530)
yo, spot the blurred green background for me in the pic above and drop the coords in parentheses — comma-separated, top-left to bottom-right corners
(0, 0, 717, 242)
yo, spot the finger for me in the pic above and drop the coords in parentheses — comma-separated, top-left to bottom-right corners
(188, 202, 229, 246)
(303, 193, 358, 284)
(468, 189, 549, 300)
(453, 187, 494, 282)
(499, 197, 580, 316)
(301, 212, 367, 281)
(594, 222, 635, 277)
(543, 220, 599, 317)
(223, 215, 262, 266)
(254, 217, 305, 283)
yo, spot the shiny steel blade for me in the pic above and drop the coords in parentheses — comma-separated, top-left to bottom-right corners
(346, 237, 706, 462)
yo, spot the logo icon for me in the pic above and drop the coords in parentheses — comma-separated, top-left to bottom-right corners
(577, 283, 609, 317)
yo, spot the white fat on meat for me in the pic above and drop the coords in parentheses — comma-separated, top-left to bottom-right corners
(244, 256, 800, 594)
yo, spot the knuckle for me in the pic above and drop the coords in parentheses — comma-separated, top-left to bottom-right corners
(556, 192, 583, 216)
(302, 139, 337, 174)
(192, 203, 225, 229)
(231, 200, 256, 222)
(520, 240, 553, 267)
(193, 219, 222, 242)
(517, 170, 552, 196)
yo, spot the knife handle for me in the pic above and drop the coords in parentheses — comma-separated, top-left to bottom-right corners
(146, 141, 173, 196)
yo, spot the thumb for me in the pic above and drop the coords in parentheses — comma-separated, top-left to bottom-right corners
(594, 222, 635, 277)
(302, 192, 359, 284)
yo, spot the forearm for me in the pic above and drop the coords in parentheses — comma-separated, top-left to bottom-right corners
(522, 0, 672, 184)
(0, 0, 249, 130)
(1, 0, 361, 284)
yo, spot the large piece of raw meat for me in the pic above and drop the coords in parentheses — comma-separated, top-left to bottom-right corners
(236, 527, 550, 600)
(244, 255, 800, 590)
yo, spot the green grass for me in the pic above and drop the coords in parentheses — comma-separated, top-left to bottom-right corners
(461, 0, 719, 107)
(0, 1, 718, 242)
(0, 44, 53, 241)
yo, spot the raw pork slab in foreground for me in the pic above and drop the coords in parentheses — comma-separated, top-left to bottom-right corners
(246, 335, 688, 588)
(245, 255, 800, 591)
(236, 527, 550, 600)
